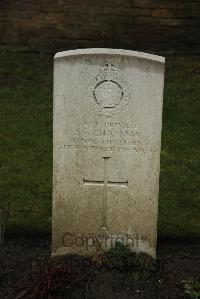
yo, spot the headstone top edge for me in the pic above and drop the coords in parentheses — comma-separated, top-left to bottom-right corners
(54, 48, 165, 64)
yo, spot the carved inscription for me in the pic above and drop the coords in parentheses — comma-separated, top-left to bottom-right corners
(88, 63, 130, 117)
(58, 121, 149, 153)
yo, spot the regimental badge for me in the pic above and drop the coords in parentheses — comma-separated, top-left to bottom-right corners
(88, 63, 130, 117)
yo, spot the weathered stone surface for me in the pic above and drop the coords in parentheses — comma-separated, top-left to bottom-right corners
(52, 48, 165, 258)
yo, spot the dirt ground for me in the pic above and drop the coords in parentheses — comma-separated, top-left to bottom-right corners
(0, 235, 199, 298)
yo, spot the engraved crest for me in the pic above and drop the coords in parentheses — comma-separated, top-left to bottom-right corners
(88, 63, 130, 117)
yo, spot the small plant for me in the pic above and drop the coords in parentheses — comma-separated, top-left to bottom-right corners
(104, 242, 156, 278)
(0, 201, 12, 245)
(183, 279, 200, 299)
(16, 263, 75, 298)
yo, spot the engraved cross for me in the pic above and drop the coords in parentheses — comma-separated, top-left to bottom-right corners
(83, 157, 128, 230)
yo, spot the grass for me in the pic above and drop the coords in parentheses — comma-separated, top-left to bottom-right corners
(159, 55, 200, 238)
(0, 46, 53, 233)
(0, 45, 200, 238)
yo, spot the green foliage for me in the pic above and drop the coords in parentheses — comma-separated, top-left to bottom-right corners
(183, 279, 200, 299)
(105, 242, 156, 278)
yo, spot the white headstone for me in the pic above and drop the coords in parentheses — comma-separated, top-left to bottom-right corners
(52, 49, 165, 258)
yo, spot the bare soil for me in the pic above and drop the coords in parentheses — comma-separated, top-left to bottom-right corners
(0, 235, 199, 298)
